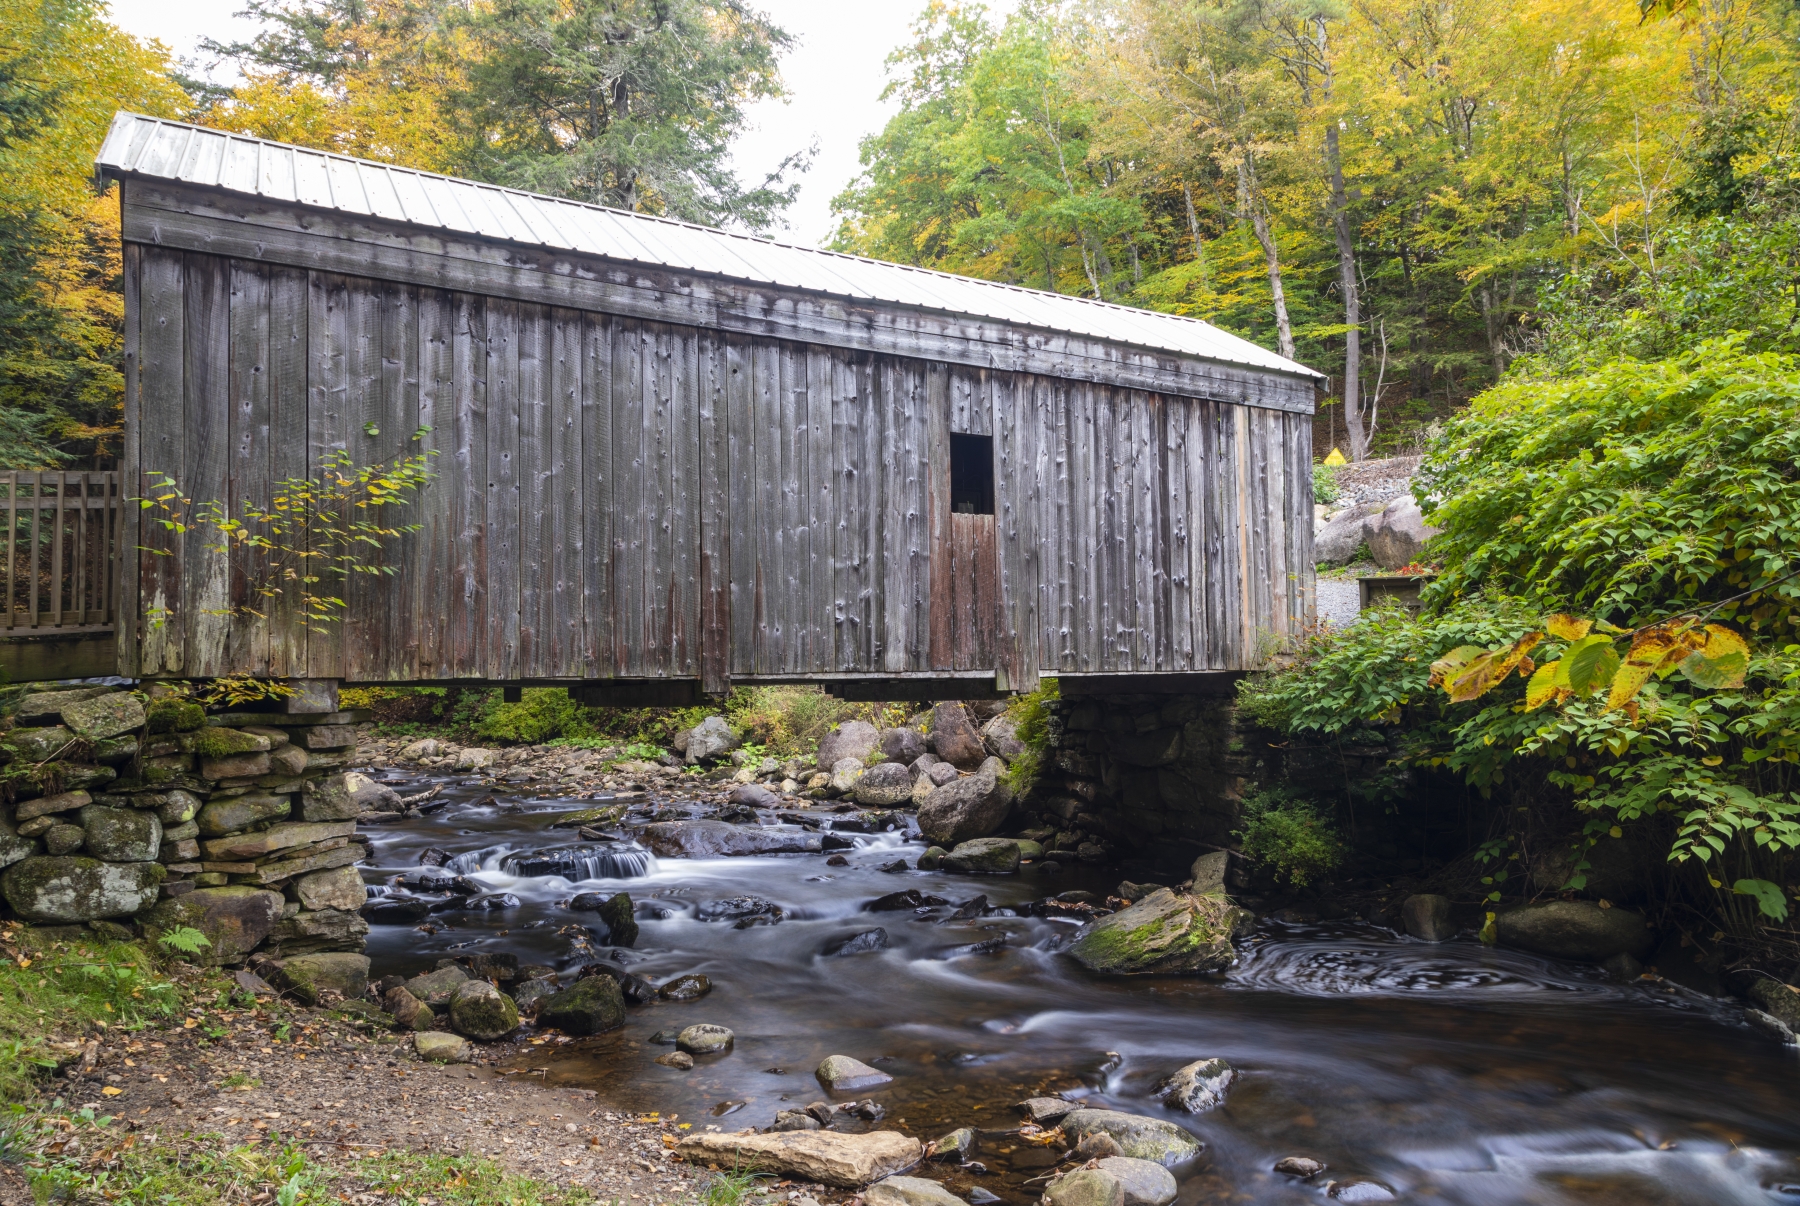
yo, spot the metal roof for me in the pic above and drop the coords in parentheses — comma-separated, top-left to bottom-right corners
(97, 112, 1323, 381)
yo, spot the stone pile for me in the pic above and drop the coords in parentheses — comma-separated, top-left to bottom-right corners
(0, 683, 373, 969)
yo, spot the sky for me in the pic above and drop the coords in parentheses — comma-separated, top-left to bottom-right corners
(101, 0, 964, 249)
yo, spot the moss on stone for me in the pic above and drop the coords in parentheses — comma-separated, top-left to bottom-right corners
(146, 698, 206, 734)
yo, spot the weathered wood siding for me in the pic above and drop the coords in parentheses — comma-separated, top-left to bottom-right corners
(122, 248, 1312, 683)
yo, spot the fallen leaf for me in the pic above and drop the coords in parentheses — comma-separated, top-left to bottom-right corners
(101, 1086, 122, 1097)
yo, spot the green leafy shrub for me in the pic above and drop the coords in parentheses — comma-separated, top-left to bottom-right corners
(1003, 679, 1059, 795)
(472, 689, 595, 745)
(1235, 788, 1344, 887)
(1311, 462, 1340, 507)
(156, 925, 212, 957)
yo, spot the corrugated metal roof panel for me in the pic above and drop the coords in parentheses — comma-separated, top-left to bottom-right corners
(97, 111, 1321, 381)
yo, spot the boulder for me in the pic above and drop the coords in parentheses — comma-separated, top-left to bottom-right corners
(77, 804, 161, 862)
(1494, 900, 1656, 963)
(658, 973, 712, 1000)
(264, 908, 368, 957)
(772, 1109, 820, 1131)
(1274, 1156, 1327, 1179)
(0, 856, 163, 922)
(598, 891, 639, 947)
(927, 1128, 976, 1163)
(383, 986, 435, 1031)
(1095, 1158, 1178, 1206)
(448, 978, 520, 1040)
(301, 772, 397, 822)
(822, 928, 888, 957)
(453, 748, 498, 771)
(269, 745, 310, 777)
(201, 751, 273, 780)
(269, 952, 370, 1004)
(1158, 1057, 1234, 1113)
(362, 896, 430, 925)
(1401, 894, 1455, 942)
(916, 847, 947, 871)
(404, 963, 471, 1007)
(142, 886, 284, 962)
(157, 790, 202, 825)
(196, 793, 291, 838)
(60, 692, 146, 741)
(817, 720, 880, 769)
(677, 1023, 734, 1055)
(1189, 851, 1229, 896)
(1366, 494, 1439, 570)
(928, 703, 986, 770)
(1067, 889, 1246, 977)
(685, 716, 740, 764)
(817, 1054, 892, 1091)
(512, 976, 557, 1015)
(916, 759, 1012, 846)
(854, 762, 916, 807)
(43, 824, 83, 855)
(1748, 978, 1800, 1031)
(4, 724, 77, 762)
(16, 789, 93, 823)
(729, 783, 781, 810)
(1045, 1169, 1124, 1206)
(536, 976, 625, 1036)
(879, 728, 928, 765)
(1325, 1180, 1397, 1201)
(1313, 501, 1381, 565)
(943, 838, 1021, 875)
(413, 1031, 472, 1063)
(656, 1051, 695, 1070)
(0, 813, 37, 871)
(1018, 1097, 1079, 1126)
(15, 686, 113, 722)
(1059, 1111, 1203, 1169)
(295, 865, 367, 912)
(979, 715, 1026, 763)
(641, 820, 820, 858)
(828, 758, 866, 797)
(672, 1129, 923, 1188)
(865, 1176, 968, 1206)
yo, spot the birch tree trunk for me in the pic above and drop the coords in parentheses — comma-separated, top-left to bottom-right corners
(1237, 158, 1295, 360)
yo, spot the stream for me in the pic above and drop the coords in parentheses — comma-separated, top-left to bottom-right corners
(354, 767, 1800, 1206)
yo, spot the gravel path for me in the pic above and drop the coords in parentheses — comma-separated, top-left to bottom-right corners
(31, 988, 840, 1206)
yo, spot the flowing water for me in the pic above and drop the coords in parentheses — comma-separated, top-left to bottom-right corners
(356, 769, 1800, 1205)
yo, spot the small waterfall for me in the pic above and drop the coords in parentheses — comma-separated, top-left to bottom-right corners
(445, 845, 511, 875)
(500, 844, 654, 880)
(365, 884, 391, 898)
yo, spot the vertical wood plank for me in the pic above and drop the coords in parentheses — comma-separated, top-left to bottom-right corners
(925, 360, 950, 670)
(184, 253, 231, 677)
(547, 307, 584, 679)
(486, 299, 520, 682)
(751, 340, 780, 674)
(806, 346, 833, 674)
(136, 247, 185, 675)
(725, 334, 756, 677)
(697, 329, 731, 692)
(447, 292, 488, 677)
(581, 312, 613, 677)
(514, 302, 547, 677)
(118, 242, 141, 675)
(265, 266, 309, 678)
(611, 318, 645, 675)
(415, 287, 453, 678)
(304, 270, 350, 680)
(664, 322, 698, 677)
(226, 260, 271, 677)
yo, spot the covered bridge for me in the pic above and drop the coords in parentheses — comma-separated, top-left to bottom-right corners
(96, 112, 1321, 703)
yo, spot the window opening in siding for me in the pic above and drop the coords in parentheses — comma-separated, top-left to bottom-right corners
(950, 433, 994, 515)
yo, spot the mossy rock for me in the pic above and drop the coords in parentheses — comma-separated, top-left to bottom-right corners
(146, 698, 207, 734)
(535, 976, 625, 1036)
(0, 855, 165, 922)
(269, 952, 370, 1004)
(141, 885, 284, 963)
(1067, 889, 1246, 977)
(61, 693, 146, 741)
(191, 728, 272, 759)
(196, 793, 291, 838)
(448, 979, 520, 1041)
(597, 891, 638, 947)
(79, 804, 162, 861)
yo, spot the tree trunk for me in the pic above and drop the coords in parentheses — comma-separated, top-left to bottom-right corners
(1237, 158, 1295, 360)
(1325, 122, 1365, 461)
(1183, 183, 1206, 264)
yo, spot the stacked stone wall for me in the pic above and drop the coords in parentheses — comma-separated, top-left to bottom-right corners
(0, 682, 372, 966)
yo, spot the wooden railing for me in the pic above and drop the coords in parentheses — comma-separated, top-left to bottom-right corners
(1, 472, 121, 633)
